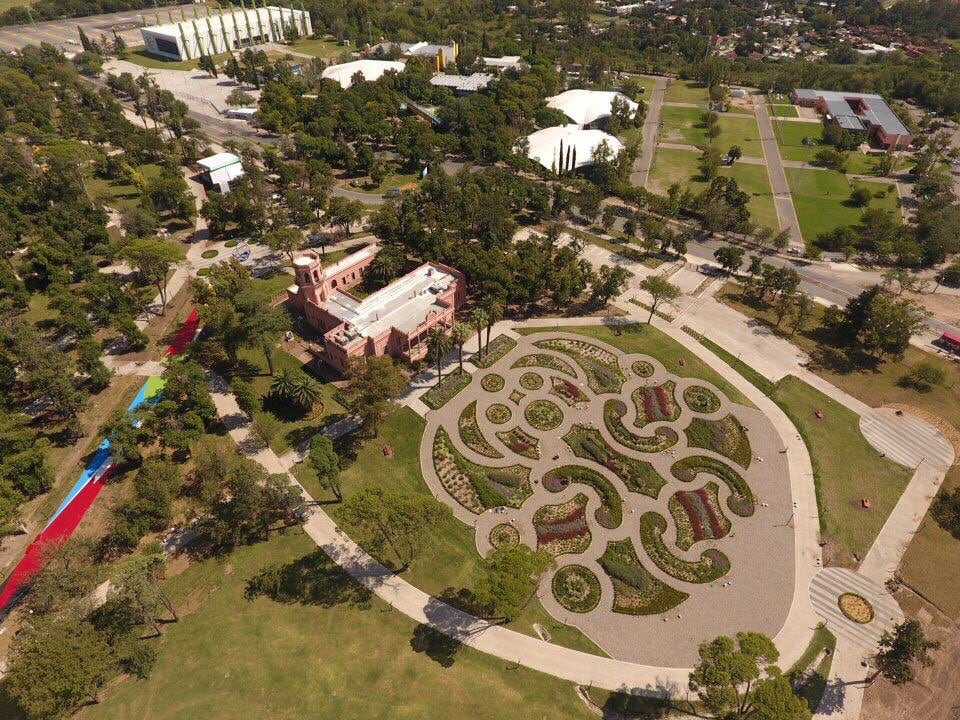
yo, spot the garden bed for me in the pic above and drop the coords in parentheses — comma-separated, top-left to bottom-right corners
(432, 427, 532, 513)
(668, 482, 731, 550)
(481, 373, 505, 392)
(473, 335, 517, 369)
(639, 513, 730, 583)
(519, 372, 543, 390)
(458, 401, 503, 458)
(603, 400, 679, 453)
(525, 399, 563, 430)
(838, 592, 874, 624)
(631, 381, 680, 427)
(512, 353, 576, 377)
(534, 338, 625, 394)
(552, 565, 602, 613)
(684, 414, 752, 468)
(509, 389, 525, 405)
(671, 455, 754, 516)
(422, 369, 472, 410)
(598, 539, 688, 615)
(564, 425, 666, 498)
(533, 494, 592, 556)
(683, 385, 721, 414)
(496, 426, 540, 459)
(489, 523, 520, 549)
(543, 465, 623, 529)
(632, 360, 655, 378)
(549, 376, 588, 406)
(486, 403, 511, 424)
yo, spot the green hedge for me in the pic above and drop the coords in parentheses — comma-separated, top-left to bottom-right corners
(472, 335, 517, 369)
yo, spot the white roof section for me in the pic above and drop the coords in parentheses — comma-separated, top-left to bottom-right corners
(524, 124, 623, 171)
(142, 6, 304, 37)
(482, 55, 525, 69)
(430, 72, 494, 92)
(321, 59, 406, 89)
(323, 263, 457, 341)
(197, 152, 242, 171)
(546, 89, 638, 126)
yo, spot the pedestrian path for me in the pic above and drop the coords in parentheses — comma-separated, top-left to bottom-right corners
(859, 408, 955, 470)
(809, 568, 903, 651)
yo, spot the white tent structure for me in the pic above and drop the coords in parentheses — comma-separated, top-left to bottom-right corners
(321, 59, 406, 89)
(198, 152, 244, 193)
(546, 89, 638, 127)
(524, 125, 623, 173)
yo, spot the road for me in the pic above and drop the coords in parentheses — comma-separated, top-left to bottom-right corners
(630, 76, 668, 189)
(753, 95, 804, 247)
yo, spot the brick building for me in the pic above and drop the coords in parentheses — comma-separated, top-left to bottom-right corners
(790, 88, 912, 149)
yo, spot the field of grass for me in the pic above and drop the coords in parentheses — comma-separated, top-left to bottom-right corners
(81, 528, 596, 720)
(297, 407, 606, 656)
(515, 324, 755, 409)
(0, 0, 29, 9)
(648, 148, 778, 229)
(659, 106, 762, 157)
(290, 37, 344, 59)
(630, 75, 657, 97)
(769, 105, 800, 118)
(664, 80, 709, 105)
(123, 47, 217, 71)
(785, 168, 899, 243)
(86, 163, 163, 214)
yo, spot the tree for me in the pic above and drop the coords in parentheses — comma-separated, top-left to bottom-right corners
(231, 378, 261, 417)
(600, 205, 617, 233)
(122, 237, 185, 315)
(590, 265, 630, 306)
(773, 289, 797, 327)
(872, 620, 940, 685)
(338, 487, 451, 570)
(638, 275, 681, 323)
(901, 360, 946, 390)
(113, 553, 178, 637)
(427, 326, 453, 385)
(714, 245, 745, 275)
(482, 299, 503, 352)
(699, 146, 723, 181)
(790, 293, 816, 337)
(451, 323, 469, 374)
(308, 434, 341, 501)
(198, 53, 219, 78)
(346, 356, 408, 436)
(26, 537, 98, 617)
(727, 145, 742, 163)
(325, 196, 363, 237)
(836, 286, 928, 360)
(470, 307, 489, 360)
(270, 368, 321, 412)
(225, 88, 254, 106)
(474, 545, 554, 622)
(264, 226, 304, 264)
(850, 185, 872, 207)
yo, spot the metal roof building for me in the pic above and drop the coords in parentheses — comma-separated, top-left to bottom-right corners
(790, 88, 912, 149)
(197, 152, 244, 193)
(429, 72, 494, 95)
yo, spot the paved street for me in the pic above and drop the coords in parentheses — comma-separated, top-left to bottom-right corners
(753, 95, 804, 247)
(630, 76, 668, 189)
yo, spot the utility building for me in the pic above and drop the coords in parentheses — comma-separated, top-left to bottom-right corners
(139, 5, 312, 61)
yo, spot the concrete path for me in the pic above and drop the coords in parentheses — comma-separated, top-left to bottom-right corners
(809, 568, 904, 652)
(753, 96, 804, 246)
(631, 76, 668, 190)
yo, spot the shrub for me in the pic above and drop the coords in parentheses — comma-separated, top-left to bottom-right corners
(543, 464, 623, 528)
(564, 425, 666, 498)
(511, 353, 576, 377)
(603, 400, 679, 453)
(525, 399, 563, 430)
(458, 401, 503, 458)
(639, 512, 730, 583)
(201, 249, 219, 259)
(250, 412, 282, 450)
(672, 455, 754, 516)
(422, 369, 472, 410)
(683, 414, 752, 468)
(598, 538, 688, 615)
(495, 426, 540, 459)
(473, 335, 517, 369)
(632, 360, 654, 378)
(489, 523, 520, 549)
(683, 385, 720, 413)
(231, 378, 261, 417)
(519, 372, 543, 390)
(901, 361, 946, 391)
(485, 403, 512, 424)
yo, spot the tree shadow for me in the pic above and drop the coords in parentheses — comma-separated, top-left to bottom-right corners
(409, 623, 461, 668)
(243, 549, 373, 609)
(815, 677, 850, 715)
(600, 691, 676, 719)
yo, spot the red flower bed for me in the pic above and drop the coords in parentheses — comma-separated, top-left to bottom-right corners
(655, 386, 671, 417)
(676, 491, 705, 542)
(696, 486, 725, 537)
(643, 391, 656, 422)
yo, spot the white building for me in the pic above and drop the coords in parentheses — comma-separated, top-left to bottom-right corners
(546, 89, 638, 127)
(197, 152, 244, 193)
(140, 6, 311, 61)
(320, 59, 406, 88)
(524, 125, 623, 173)
(482, 55, 527, 73)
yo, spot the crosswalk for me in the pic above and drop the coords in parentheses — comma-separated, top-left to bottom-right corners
(859, 408, 955, 470)
(809, 567, 903, 652)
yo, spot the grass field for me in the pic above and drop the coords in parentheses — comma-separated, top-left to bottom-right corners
(648, 148, 779, 229)
(788, 623, 836, 712)
(297, 407, 606, 656)
(769, 105, 800, 118)
(664, 80, 709, 105)
(86, 163, 163, 214)
(290, 37, 343, 59)
(785, 168, 899, 243)
(81, 529, 596, 720)
(515, 323, 755, 408)
(630, 75, 657, 97)
(0, 0, 29, 9)
(659, 106, 762, 157)
(123, 47, 226, 71)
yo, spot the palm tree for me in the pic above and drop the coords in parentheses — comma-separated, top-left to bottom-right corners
(289, 372, 321, 412)
(470, 307, 488, 361)
(428, 326, 453, 386)
(483, 299, 503, 353)
(451, 323, 469, 373)
(270, 368, 298, 402)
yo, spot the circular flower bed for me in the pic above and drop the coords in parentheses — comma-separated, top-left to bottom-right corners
(632, 360, 655, 378)
(683, 385, 721, 414)
(224, 239, 240, 248)
(481, 374, 505, 392)
(519, 372, 543, 391)
(486, 403, 512, 425)
(838, 592, 875, 624)
(525, 399, 563, 431)
(201, 249, 219, 259)
(489, 523, 520, 549)
(552, 565, 602, 613)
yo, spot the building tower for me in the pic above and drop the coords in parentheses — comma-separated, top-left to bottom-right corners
(293, 254, 327, 305)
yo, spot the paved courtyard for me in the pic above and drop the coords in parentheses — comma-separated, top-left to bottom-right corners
(419, 331, 797, 666)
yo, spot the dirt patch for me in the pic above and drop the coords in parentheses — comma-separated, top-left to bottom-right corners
(821, 533, 858, 569)
(904, 289, 960, 327)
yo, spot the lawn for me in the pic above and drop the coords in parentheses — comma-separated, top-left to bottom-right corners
(773, 119, 827, 163)
(785, 167, 900, 243)
(0, 0, 29, 9)
(123, 47, 227, 71)
(648, 148, 778, 229)
(86, 163, 163, 214)
(515, 323, 755, 409)
(664, 80, 709, 105)
(629, 75, 657, 97)
(788, 623, 837, 713)
(900, 464, 960, 618)
(81, 529, 597, 720)
(290, 37, 346, 59)
(298, 407, 607, 657)
(769, 105, 800, 118)
(659, 106, 763, 157)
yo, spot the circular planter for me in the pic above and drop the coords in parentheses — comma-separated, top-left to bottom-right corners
(481, 374, 505, 392)
(519, 372, 543, 391)
(525, 399, 563, 431)
(489, 523, 520, 549)
(224, 239, 239, 248)
(838, 592, 874, 624)
(486, 403, 512, 425)
(632, 360, 654, 378)
(552, 565, 601, 613)
(201, 249, 219, 259)
(683, 385, 721, 413)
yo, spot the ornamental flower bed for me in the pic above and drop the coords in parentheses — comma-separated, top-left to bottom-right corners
(496, 426, 540, 459)
(432, 427, 532, 513)
(550, 377, 588, 406)
(525, 399, 563, 431)
(543, 464, 623, 529)
(422, 369, 472, 410)
(563, 425, 666, 499)
(683, 385, 721, 414)
(511, 353, 576, 377)
(552, 565, 602, 613)
(598, 539, 688, 616)
(603, 400, 679, 453)
(489, 523, 520, 549)
(838, 592, 875, 624)
(684, 414, 752, 468)
(534, 338, 625, 394)
(533, 494, 591, 556)
(472, 335, 517, 369)
(509, 389, 525, 405)
(638, 512, 730, 584)
(668, 482, 730, 550)
(631, 381, 680, 427)
(671, 455, 754, 517)
(481, 373, 505, 392)
(485, 403, 512, 425)
(519, 372, 544, 390)
(458, 401, 503, 459)
(632, 360, 655, 378)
